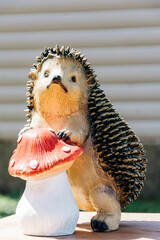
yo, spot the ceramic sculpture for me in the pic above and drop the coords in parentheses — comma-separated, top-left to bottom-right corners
(9, 128, 83, 236)
(19, 45, 147, 232)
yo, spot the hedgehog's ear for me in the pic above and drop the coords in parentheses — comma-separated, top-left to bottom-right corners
(28, 71, 37, 80)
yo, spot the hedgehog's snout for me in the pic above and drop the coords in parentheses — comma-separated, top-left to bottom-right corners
(47, 75, 68, 93)
(52, 75, 61, 82)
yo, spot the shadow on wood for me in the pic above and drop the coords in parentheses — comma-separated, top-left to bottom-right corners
(0, 212, 160, 240)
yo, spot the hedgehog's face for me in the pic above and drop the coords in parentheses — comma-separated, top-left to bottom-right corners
(33, 57, 88, 119)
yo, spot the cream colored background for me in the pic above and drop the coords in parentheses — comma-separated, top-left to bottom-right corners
(0, 0, 160, 143)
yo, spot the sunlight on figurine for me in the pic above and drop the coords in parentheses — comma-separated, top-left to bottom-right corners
(8, 128, 83, 236)
(10, 45, 147, 233)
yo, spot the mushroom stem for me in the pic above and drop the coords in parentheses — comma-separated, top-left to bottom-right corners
(16, 171, 79, 236)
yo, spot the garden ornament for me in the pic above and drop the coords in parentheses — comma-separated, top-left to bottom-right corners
(9, 128, 83, 236)
(11, 45, 147, 233)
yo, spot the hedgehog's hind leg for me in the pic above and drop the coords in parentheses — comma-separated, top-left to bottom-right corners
(89, 185, 121, 232)
(91, 211, 121, 232)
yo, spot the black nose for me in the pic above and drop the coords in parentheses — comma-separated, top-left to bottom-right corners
(52, 75, 61, 81)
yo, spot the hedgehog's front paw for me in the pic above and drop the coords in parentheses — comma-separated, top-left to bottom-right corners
(91, 212, 120, 232)
(57, 129, 72, 144)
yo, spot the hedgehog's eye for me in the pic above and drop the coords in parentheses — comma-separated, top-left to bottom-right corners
(44, 71, 49, 78)
(71, 76, 76, 83)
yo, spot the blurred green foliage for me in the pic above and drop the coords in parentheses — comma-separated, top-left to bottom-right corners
(123, 199, 160, 213)
(0, 192, 21, 218)
(0, 193, 160, 218)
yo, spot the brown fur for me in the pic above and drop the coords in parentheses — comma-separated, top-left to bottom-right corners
(21, 46, 147, 232)
(24, 56, 122, 231)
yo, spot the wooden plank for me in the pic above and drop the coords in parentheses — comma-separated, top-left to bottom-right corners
(0, 212, 160, 239)
(0, 28, 160, 50)
(0, 0, 160, 14)
(1, 9, 160, 32)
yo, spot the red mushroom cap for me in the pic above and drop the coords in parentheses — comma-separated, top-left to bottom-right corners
(8, 128, 83, 181)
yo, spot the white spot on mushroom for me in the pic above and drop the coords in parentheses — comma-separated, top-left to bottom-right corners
(29, 160, 38, 169)
(10, 160, 15, 167)
(13, 149, 16, 154)
(62, 146, 71, 153)
(17, 135, 23, 144)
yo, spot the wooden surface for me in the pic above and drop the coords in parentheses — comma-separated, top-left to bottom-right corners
(0, 212, 160, 240)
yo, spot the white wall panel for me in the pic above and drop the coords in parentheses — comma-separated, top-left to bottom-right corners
(0, 104, 25, 121)
(101, 83, 160, 102)
(0, 1, 160, 143)
(1, 120, 160, 142)
(114, 102, 160, 120)
(1, 46, 160, 68)
(1, 9, 160, 32)
(1, 102, 160, 122)
(0, 0, 160, 14)
(96, 65, 160, 83)
(1, 84, 160, 104)
(0, 87, 25, 103)
(128, 121, 160, 142)
(0, 68, 28, 86)
(0, 28, 160, 50)
(0, 122, 25, 141)
(1, 65, 160, 86)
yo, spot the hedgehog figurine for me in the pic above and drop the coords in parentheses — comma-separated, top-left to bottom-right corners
(21, 45, 147, 232)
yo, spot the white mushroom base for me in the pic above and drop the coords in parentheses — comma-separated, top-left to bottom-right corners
(16, 172, 79, 236)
